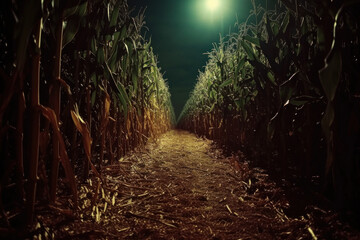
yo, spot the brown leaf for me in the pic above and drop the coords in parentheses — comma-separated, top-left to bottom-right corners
(70, 105, 101, 180)
(57, 77, 72, 95)
(104, 93, 111, 117)
(101, 92, 111, 131)
(38, 105, 78, 206)
(71, 106, 92, 160)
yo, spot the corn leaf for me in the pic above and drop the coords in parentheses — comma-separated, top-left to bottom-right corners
(243, 35, 260, 47)
(62, 2, 87, 48)
(219, 79, 233, 88)
(109, 0, 121, 28)
(241, 40, 256, 62)
(70, 105, 92, 162)
(38, 105, 78, 206)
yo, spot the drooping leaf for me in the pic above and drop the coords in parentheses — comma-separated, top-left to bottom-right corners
(104, 62, 130, 115)
(70, 105, 92, 162)
(62, 2, 87, 48)
(38, 105, 78, 206)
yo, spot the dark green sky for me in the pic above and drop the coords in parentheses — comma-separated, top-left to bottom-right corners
(128, 0, 254, 117)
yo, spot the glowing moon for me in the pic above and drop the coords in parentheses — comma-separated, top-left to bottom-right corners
(206, 0, 220, 12)
(195, 0, 227, 24)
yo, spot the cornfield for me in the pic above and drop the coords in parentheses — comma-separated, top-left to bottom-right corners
(178, 0, 360, 212)
(0, 0, 174, 226)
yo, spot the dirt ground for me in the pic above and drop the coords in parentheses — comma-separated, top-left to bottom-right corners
(33, 130, 359, 240)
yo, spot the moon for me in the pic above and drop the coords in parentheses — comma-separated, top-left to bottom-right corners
(206, 0, 220, 12)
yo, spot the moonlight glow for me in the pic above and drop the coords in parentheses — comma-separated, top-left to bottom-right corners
(206, 0, 220, 12)
(196, 0, 228, 24)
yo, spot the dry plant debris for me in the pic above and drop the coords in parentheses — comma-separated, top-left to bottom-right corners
(34, 130, 360, 240)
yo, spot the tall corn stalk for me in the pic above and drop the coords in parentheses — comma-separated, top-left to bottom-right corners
(0, 0, 175, 232)
(27, 18, 42, 225)
(178, 0, 360, 211)
(49, 13, 64, 203)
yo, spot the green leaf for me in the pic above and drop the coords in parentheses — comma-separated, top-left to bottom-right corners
(219, 79, 233, 88)
(317, 28, 327, 52)
(119, 24, 128, 40)
(62, 2, 87, 48)
(234, 100, 241, 111)
(271, 22, 279, 37)
(108, 45, 118, 71)
(63, 1, 80, 19)
(122, 41, 129, 55)
(281, 11, 290, 34)
(117, 82, 129, 114)
(235, 58, 246, 78)
(105, 34, 112, 42)
(109, 1, 121, 28)
(96, 46, 105, 64)
(209, 103, 216, 112)
(112, 31, 121, 48)
(266, 71, 277, 86)
(240, 40, 256, 62)
(63, 20, 78, 48)
(125, 38, 134, 56)
(243, 35, 260, 47)
(90, 73, 97, 86)
(132, 72, 138, 95)
(91, 37, 97, 53)
(105, 63, 130, 115)
(62, 0, 87, 18)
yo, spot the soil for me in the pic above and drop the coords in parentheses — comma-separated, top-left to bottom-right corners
(32, 130, 360, 240)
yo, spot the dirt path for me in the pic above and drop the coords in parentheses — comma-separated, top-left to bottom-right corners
(38, 130, 355, 239)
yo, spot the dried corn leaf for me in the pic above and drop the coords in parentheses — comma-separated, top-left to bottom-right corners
(112, 195, 116, 206)
(226, 204, 232, 214)
(71, 105, 102, 180)
(38, 105, 78, 206)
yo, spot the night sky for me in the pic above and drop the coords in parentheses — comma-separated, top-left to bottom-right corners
(128, 0, 254, 117)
